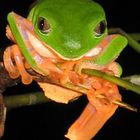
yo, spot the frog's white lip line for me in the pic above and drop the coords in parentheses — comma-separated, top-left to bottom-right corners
(85, 47, 102, 57)
(27, 31, 59, 59)
(28, 31, 101, 61)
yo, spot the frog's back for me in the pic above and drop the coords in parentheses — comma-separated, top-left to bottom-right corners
(37, 0, 104, 16)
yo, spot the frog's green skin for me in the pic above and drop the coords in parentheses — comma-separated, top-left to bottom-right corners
(7, 0, 127, 76)
(28, 0, 107, 59)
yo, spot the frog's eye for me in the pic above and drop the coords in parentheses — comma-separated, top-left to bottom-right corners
(38, 17, 51, 34)
(94, 20, 106, 37)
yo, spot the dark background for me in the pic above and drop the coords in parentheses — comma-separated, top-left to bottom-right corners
(0, 0, 140, 140)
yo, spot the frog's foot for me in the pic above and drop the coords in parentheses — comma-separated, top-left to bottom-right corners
(3, 44, 33, 84)
(65, 80, 121, 140)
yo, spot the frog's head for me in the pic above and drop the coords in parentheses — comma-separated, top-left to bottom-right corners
(29, 0, 107, 60)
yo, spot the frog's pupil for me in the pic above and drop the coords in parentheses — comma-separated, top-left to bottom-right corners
(38, 17, 51, 34)
(38, 17, 45, 31)
(94, 20, 106, 37)
(100, 21, 106, 34)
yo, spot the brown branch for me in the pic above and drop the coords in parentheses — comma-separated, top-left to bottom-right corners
(0, 63, 21, 137)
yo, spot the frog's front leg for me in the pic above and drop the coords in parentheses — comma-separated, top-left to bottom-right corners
(3, 43, 62, 84)
(66, 80, 121, 140)
(4, 13, 62, 84)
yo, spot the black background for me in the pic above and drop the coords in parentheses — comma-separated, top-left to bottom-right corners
(0, 0, 140, 140)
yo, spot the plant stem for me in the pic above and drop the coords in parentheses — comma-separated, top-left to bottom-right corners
(82, 69, 140, 95)
(128, 33, 140, 41)
(3, 70, 140, 110)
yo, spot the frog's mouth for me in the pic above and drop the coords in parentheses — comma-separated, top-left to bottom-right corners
(27, 30, 61, 60)
(28, 30, 102, 61)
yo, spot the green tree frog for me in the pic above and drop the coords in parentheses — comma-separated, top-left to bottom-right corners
(3, 0, 128, 139)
